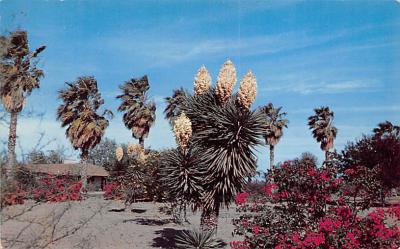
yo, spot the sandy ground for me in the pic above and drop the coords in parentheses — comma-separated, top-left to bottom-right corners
(1, 197, 239, 249)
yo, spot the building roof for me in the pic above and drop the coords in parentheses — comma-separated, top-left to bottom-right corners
(23, 163, 109, 177)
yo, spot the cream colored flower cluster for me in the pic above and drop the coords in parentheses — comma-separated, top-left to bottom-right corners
(173, 112, 192, 150)
(115, 147, 123, 162)
(215, 59, 237, 104)
(127, 143, 143, 157)
(237, 70, 257, 110)
(194, 65, 211, 95)
(193, 59, 257, 109)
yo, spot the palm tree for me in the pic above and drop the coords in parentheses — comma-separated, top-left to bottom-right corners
(308, 106, 337, 161)
(0, 30, 46, 180)
(261, 103, 288, 173)
(57, 76, 112, 192)
(117, 75, 156, 149)
(164, 87, 187, 125)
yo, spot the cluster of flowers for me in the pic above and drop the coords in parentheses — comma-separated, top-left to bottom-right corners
(232, 160, 400, 249)
(31, 174, 82, 202)
(103, 181, 124, 200)
(2, 188, 26, 206)
(2, 174, 82, 207)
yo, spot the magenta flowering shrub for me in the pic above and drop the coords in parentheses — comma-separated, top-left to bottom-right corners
(232, 159, 400, 249)
(2, 174, 82, 206)
(30, 174, 82, 202)
(103, 181, 123, 200)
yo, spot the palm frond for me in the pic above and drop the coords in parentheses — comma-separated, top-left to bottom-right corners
(117, 75, 156, 140)
(261, 102, 289, 146)
(307, 106, 337, 151)
(164, 87, 188, 125)
(0, 30, 45, 113)
(57, 76, 111, 156)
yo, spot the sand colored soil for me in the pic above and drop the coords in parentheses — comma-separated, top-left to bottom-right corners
(1, 198, 239, 249)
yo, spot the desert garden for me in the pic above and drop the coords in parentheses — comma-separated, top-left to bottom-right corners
(1, 29, 399, 249)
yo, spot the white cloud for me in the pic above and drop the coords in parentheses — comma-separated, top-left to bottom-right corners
(98, 29, 352, 68)
(264, 79, 380, 95)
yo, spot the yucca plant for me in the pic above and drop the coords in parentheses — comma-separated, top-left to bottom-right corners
(177, 61, 264, 230)
(161, 148, 205, 221)
(0, 30, 46, 180)
(308, 106, 337, 161)
(57, 76, 112, 192)
(161, 112, 204, 220)
(261, 103, 288, 172)
(117, 75, 156, 149)
(175, 228, 225, 249)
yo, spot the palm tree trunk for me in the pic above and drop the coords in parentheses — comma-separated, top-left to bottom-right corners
(7, 112, 18, 181)
(270, 145, 275, 170)
(269, 145, 274, 182)
(139, 137, 144, 149)
(80, 151, 88, 194)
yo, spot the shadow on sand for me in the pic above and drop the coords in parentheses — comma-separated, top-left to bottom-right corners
(123, 218, 172, 226)
(131, 208, 147, 213)
(152, 228, 183, 248)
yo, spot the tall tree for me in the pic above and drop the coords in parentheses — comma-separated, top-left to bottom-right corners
(261, 103, 288, 172)
(57, 76, 112, 192)
(178, 61, 263, 230)
(164, 87, 187, 125)
(117, 75, 156, 148)
(0, 30, 46, 180)
(308, 106, 337, 161)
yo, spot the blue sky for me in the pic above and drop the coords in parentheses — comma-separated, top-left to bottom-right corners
(1, 0, 399, 170)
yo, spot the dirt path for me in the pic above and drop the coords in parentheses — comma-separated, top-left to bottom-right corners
(1, 198, 239, 249)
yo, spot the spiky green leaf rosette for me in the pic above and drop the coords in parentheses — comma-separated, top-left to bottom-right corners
(160, 147, 205, 209)
(180, 88, 265, 210)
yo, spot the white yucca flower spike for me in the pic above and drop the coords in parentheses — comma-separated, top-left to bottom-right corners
(116, 147, 124, 162)
(127, 143, 142, 157)
(237, 70, 257, 109)
(194, 65, 212, 95)
(173, 112, 192, 150)
(216, 59, 237, 104)
(137, 151, 147, 163)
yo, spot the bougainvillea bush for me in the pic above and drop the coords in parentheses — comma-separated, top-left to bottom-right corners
(31, 174, 82, 202)
(1, 174, 82, 207)
(103, 181, 124, 200)
(232, 158, 400, 249)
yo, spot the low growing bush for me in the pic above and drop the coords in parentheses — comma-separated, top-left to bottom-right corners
(232, 159, 400, 249)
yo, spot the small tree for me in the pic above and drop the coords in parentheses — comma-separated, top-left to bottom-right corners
(261, 103, 288, 173)
(340, 121, 400, 206)
(161, 113, 204, 221)
(57, 76, 112, 192)
(178, 61, 264, 230)
(308, 106, 337, 162)
(117, 75, 156, 149)
(0, 30, 46, 180)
